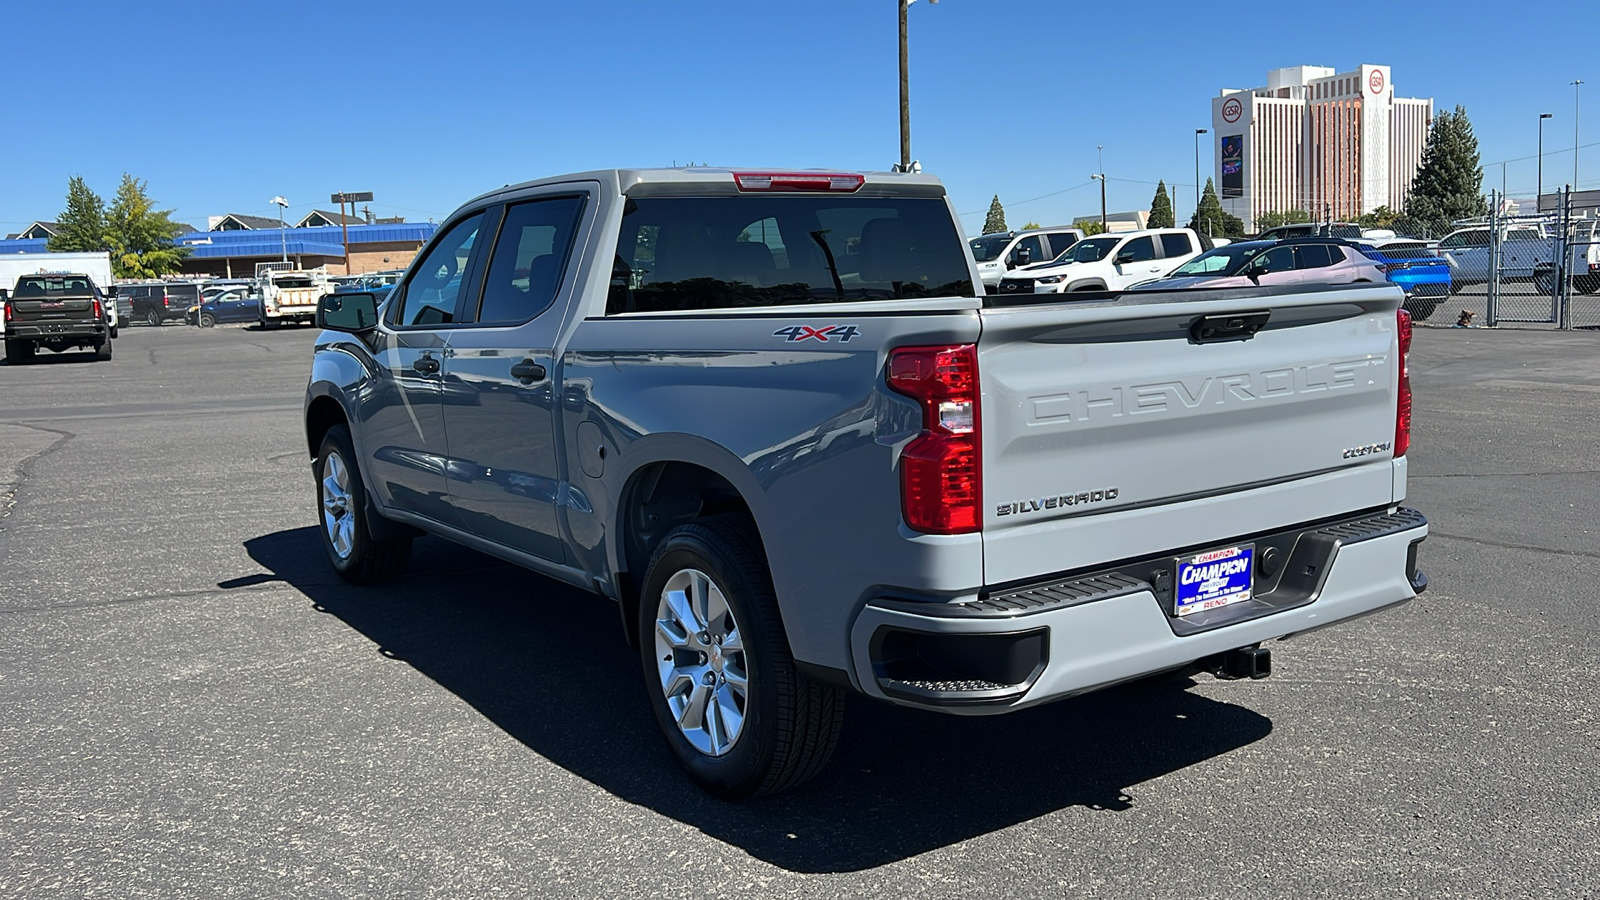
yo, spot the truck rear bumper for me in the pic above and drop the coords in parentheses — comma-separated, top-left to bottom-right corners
(848, 507, 1427, 714)
(6, 323, 107, 340)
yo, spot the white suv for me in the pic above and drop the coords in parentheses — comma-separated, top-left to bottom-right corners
(996, 228, 1207, 294)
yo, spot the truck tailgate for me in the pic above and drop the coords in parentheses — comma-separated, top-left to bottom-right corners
(978, 284, 1405, 585)
(10, 297, 96, 323)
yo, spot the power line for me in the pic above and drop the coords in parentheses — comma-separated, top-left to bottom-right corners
(957, 180, 1097, 217)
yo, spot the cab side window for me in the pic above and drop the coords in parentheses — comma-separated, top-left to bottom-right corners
(1009, 235, 1046, 265)
(393, 213, 484, 327)
(1256, 245, 1297, 272)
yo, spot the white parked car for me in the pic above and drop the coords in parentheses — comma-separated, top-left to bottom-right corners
(968, 228, 1085, 293)
(995, 228, 1208, 294)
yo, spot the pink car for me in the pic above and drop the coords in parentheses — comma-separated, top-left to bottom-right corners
(1133, 239, 1386, 291)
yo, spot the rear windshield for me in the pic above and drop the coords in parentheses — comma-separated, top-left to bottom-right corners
(163, 283, 201, 300)
(274, 276, 316, 288)
(608, 196, 974, 314)
(13, 275, 95, 296)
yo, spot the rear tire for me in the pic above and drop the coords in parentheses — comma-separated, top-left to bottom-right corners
(94, 338, 112, 361)
(145, 310, 162, 327)
(315, 424, 412, 583)
(4, 339, 35, 364)
(638, 514, 845, 800)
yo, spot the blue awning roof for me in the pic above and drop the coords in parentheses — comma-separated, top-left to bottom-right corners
(0, 239, 50, 253)
(178, 222, 436, 247)
(183, 240, 349, 259)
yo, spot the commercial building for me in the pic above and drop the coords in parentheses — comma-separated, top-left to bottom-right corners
(173, 222, 437, 278)
(1212, 65, 1432, 228)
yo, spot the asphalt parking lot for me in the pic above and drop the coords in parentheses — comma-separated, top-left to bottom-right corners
(1, 322, 1597, 899)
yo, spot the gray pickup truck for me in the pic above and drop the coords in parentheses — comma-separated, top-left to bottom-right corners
(5, 273, 114, 363)
(303, 168, 1428, 799)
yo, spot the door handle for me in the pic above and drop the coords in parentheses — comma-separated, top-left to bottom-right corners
(412, 356, 440, 375)
(511, 359, 547, 384)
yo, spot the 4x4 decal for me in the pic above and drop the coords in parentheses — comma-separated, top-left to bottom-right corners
(773, 325, 861, 343)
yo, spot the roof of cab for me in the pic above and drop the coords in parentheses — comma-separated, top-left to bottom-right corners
(460, 167, 947, 209)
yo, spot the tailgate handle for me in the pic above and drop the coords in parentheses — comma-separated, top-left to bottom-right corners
(1189, 311, 1270, 344)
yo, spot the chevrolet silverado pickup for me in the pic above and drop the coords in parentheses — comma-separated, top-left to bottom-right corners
(303, 167, 1428, 799)
(5, 273, 113, 363)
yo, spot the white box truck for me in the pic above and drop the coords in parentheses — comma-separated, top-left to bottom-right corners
(0, 252, 116, 336)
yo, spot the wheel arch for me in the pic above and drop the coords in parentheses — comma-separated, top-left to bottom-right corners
(610, 439, 770, 649)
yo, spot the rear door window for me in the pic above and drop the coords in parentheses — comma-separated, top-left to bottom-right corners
(474, 196, 585, 325)
(1294, 244, 1334, 268)
(1159, 233, 1193, 258)
(1043, 232, 1079, 258)
(608, 196, 974, 313)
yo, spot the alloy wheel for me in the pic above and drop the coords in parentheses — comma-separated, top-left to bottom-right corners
(320, 451, 355, 560)
(653, 568, 749, 757)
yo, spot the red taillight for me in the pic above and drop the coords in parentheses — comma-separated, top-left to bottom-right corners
(93, 299, 103, 320)
(1395, 308, 1412, 458)
(3, 301, 11, 323)
(732, 172, 865, 193)
(888, 345, 981, 534)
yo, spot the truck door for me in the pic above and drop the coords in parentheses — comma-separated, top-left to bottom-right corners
(357, 212, 487, 525)
(440, 191, 591, 563)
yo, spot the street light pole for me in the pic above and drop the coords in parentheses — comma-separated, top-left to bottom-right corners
(1091, 174, 1107, 231)
(271, 196, 288, 263)
(1194, 129, 1208, 213)
(1539, 113, 1553, 206)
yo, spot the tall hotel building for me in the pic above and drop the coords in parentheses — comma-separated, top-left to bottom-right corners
(1212, 65, 1432, 227)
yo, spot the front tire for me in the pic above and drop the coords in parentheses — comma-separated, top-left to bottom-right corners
(200, 313, 217, 328)
(316, 424, 412, 583)
(639, 515, 845, 800)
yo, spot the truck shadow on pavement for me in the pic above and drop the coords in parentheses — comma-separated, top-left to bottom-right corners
(240, 527, 1273, 874)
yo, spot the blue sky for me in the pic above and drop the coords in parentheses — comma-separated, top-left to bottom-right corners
(1, 0, 1592, 235)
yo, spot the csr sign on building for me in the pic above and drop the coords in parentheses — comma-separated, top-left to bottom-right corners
(1209, 64, 1431, 225)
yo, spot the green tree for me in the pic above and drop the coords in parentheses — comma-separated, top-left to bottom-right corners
(1073, 218, 1107, 236)
(104, 174, 189, 279)
(982, 195, 1008, 234)
(1356, 205, 1401, 230)
(47, 176, 108, 253)
(1188, 178, 1246, 238)
(1147, 180, 1175, 229)
(1020, 221, 1041, 230)
(1398, 105, 1487, 238)
(1256, 208, 1312, 231)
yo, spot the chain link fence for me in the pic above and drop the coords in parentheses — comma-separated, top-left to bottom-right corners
(1423, 188, 1599, 329)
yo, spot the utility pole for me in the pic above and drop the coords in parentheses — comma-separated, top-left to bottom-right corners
(898, 0, 909, 170)
(1091, 173, 1107, 231)
(1194, 129, 1208, 213)
(1539, 113, 1553, 208)
(1574, 80, 1584, 191)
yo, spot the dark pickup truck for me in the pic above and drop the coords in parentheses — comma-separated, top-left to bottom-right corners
(4, 273, 114, 363)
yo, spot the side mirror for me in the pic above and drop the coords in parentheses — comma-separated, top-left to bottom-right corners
(1115, 250, 1136, 264)
(318, 291, 379, 333)
(1016, 247, 1033, 266)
